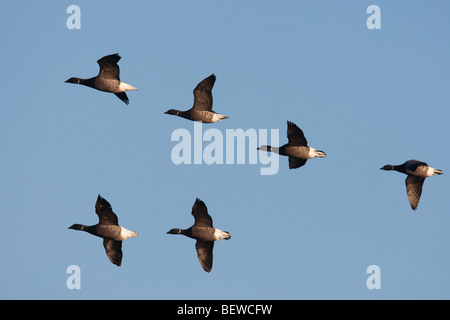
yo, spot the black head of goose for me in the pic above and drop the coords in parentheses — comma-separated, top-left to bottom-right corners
(68, 195, 138, 266)
(257, 121, 326, 169)
(167, 198, 230, 272)
(380, 159, 443, 210)
(164, 74, 228, 123)
(65, 53, 137, 105)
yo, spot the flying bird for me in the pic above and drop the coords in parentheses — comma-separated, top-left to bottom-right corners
(257, 121, 326, 169)
(164, 74, 228, 123)
(380, 160, 443, 210)
(68, 195, 138, 266)
(65, 53, 137, 105)
(167, 198, 231, 272)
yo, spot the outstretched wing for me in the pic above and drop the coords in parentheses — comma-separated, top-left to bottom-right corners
(97, 53, 121, 80)
(103, 239, 123, 266)
(287, 121, 308, 146)
(195, 240, 214, 272)
(192, 74, 215, 112)
(289, 157, 307, 169)
(405, 175, 425, 210)
(95, 195, 119, 226)
(191, 198, 213, 228)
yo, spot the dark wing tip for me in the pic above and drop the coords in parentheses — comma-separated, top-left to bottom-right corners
(203, 266, 212, 273)
(196, 74, 216, 90)
(195, 197, 205, 206)
(97, 54, 122, 75)
(96, 194, 110, 207)
(115, 92, 130, 105)
(108, 53, 121, 59)
(193, 197, 208, 212)
(110, 257, 122, 267)
(98, 53, 121, 63)
(287, 120, 299, 129)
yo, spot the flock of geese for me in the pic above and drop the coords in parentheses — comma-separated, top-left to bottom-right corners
(66, 53, 444, 272)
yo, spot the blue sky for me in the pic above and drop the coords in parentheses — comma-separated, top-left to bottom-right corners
(1, 1, 450, 299)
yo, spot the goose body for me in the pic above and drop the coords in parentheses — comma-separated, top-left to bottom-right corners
(167, 198, 230, 272)
(257, 121, 326, 169)
(380, 160, 443, 210)
(164, 74, 228, 123)
(65, 53, 137, 105)
(68, 195, 138, 266)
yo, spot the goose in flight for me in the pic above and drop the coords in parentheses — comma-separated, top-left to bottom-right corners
(257, 121, 326, 169)
(380, 160, 443, 210)
(65, 53, 137, 105)
(164, 74, 228, 123)
(68, 195, 138, 266)
(167, 198, 230, 272)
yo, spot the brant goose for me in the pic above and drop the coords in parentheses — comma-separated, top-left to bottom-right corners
(380, 160, 443, 210)
(167, 198, 230, 272)
(164, 74, 228, 123)
(68, 195, 138, 266)
(65, 53, 137, 105)
(257, 121, 326, 169)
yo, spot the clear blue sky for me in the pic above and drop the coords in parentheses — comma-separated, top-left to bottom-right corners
(1, 1, 449, 300)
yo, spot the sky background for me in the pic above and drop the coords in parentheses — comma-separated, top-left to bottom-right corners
(1, 1, 449, 300)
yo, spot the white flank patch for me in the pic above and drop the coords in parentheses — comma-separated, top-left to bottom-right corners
(307, 147, 316, 158)
(119, 82, 138, 92)
(308, 147, 326, 158)
(120, 227, 139, 240)
(214, 228, 230, 240)
(212, 113, 228, 122)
